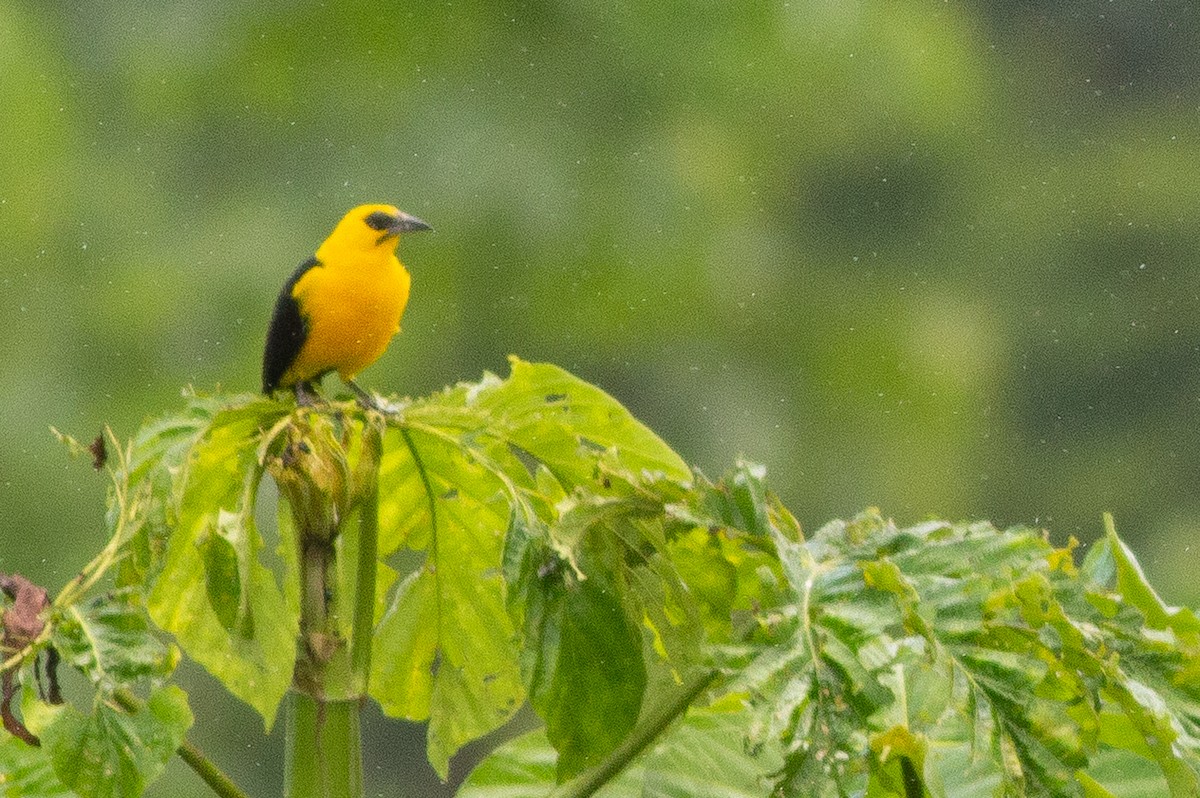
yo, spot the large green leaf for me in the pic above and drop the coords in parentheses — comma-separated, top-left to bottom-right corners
(370, 359, 699, 776)
(370, 425, 524, 778)
(145, 401, 297, 728)
(725, 507, 1200, 797)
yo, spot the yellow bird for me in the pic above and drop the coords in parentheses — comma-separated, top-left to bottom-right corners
(262, 204, 431, 408)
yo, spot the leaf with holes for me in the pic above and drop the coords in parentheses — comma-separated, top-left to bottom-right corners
(370, 426, 524, 778)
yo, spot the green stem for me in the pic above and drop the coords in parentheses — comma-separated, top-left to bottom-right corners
(282, 414, 384, 798)
(113, 688, 250, 798)
(549, 669, 717, 798)
(178, 739, 253, 798)
(350, 424, 381, 687)
(285, 692, 362, 798)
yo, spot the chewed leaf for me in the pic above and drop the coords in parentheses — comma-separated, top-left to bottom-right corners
(371, 360, 704, 774)
(101, 367, 1200, 796)
(455, 357, 690, 486)
(733, 509, 1200, 796)
(371, 427, 523, 778)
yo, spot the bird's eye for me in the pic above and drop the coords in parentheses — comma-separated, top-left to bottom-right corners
(364, 210, 395, 231)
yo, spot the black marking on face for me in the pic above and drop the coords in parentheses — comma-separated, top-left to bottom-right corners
(364, 210, 396, 231)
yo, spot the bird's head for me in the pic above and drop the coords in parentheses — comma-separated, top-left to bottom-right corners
(322, 203, 432, 257)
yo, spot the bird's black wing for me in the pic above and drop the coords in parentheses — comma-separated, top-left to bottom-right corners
(262, 256, 321, 394)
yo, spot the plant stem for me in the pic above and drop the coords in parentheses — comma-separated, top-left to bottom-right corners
(549, 669, 717, 798)
(285, 691, 362, 798)
(178, 739, 253, 798)
(350, 423, 381, 688)
(283, 414, 384, 798)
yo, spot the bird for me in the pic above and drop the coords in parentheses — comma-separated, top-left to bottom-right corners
(262, 204, 431, 409)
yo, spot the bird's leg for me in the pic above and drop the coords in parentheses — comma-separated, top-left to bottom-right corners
(345, 379, 388, 413)
(293, 381, 321, 407)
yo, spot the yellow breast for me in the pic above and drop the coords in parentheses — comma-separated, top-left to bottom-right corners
(283, 252, 411, 384)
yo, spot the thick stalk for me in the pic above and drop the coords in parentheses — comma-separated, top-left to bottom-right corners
(285, 692, 362, 798)
(282, 415, 384, 798)
(350, 423, 381, 688)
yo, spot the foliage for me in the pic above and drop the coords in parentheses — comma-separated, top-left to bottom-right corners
(10, 2, 1200, 642)
(3, 360, 1200, 798)
(1, 590, 189, 798)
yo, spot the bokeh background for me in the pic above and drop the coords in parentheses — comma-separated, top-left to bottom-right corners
(4, 0, 1200, 794)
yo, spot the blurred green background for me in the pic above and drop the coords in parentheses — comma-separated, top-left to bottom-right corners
(4, 0, 1200, 794)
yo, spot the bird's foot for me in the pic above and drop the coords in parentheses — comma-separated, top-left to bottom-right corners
(345, 379, 398, 415)
(293, 381, 322, 408)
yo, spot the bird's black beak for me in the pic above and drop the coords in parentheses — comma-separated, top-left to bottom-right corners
(391, 212, 432, 234)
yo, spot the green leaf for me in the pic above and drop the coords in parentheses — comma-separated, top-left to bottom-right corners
(0, 732, 72, 798)
(1086, 513, 1200, 638)
(50, 588, 180, 690)
(1077, 516, 1200, 795)
(371, 360, 699, 776)
(457, 703, 783, 798)
(724, 507, 1200, 796)
(145, 402, 297, 728)
(115, 398, 225, 588)
(457, 728, 647, 798)
(103, 369, 1200, 797)
(455, 729, 561, 798)
(665, 465, 792, 643)
(503, 475, 716, 781)
(370, 569, 437, 718)
(466, 357, 691, 486)
(1084, 749, 1169, 797)
(640, 705, 784, 798)
(24, 685, 192, 798)
(462, 462, 790, 794)
(522, 553, 647, 781)
(198, 519, 246, 634)
(371, 426, 524, 778)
